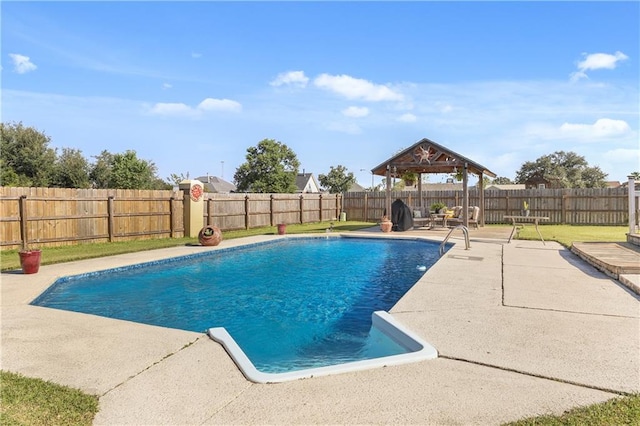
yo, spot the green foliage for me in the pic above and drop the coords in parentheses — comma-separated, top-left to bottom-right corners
(492, 176, 514, 185)
(318, 165, 356, 193)
(53, 148, 91, 188)
(1, 122, 167, 189)
(89, 150, 114, 188)
(234, 138, 300, 193)
(167, 173, 188, 186)
(90, 150, 163, 189)
(1, 121, 56, 186)
(515, 151, 607, 188)
(0, 370, 99, 425)
(430, 202, 447, 212)
(110, 150, 158, 189)
(505, 394, 640, 426)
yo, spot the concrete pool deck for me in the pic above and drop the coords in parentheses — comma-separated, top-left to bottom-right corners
(1, 228, 638, 425)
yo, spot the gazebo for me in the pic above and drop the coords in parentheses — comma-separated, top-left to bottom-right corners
(371, 137, 496, 228)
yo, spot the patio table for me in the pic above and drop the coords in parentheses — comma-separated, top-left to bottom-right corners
(504, 215, 550, 245)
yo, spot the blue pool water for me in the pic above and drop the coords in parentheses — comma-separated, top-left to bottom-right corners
(32, 236, 445, 373)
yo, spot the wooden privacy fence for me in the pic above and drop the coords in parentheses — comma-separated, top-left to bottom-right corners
(203, 193, 342, 230)
(0, 187, 342, 250)
(0, 187, 183, 250)
(344, 187, 636, 226)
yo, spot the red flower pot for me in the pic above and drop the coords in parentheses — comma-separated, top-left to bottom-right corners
(19, 249, 41, 274)
(277, 224, 287, 235)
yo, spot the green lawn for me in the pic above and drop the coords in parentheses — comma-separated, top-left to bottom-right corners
(513, 224, 628, 248)
(1, 222, 637, 425)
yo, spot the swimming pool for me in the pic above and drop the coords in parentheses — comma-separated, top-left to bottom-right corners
(32, 235, 444, 382)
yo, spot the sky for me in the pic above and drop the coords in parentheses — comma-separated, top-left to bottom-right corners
(2, 1, 639, 188)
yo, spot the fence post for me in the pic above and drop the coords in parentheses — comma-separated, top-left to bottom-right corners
(630, 175, 637, 234)
(299, 194, 304, 224)
(178, 180, 204, 238)
(108, 196, 115, 242)
(19, 195, 28, 250)
(270, 194, 275, 226)
(319, 194, 323, 222)
(245, 194, 250, 230)
(364, 193, 368, 222)
(169, 196, 176, 238)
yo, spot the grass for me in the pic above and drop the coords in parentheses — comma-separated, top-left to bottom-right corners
(1, 221, 637, 425)
(510, 224, 628, 248)
(504, 394, 640, 426)
(0, 220, 375, 271)
(0, 370, 99, 426)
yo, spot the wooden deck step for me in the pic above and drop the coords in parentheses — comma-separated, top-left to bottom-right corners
(571, 242, 640, 279)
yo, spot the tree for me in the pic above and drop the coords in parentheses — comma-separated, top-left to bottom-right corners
(492, 176, 513, 185)
(110, 150, 160, 189)
(1, 121, 56, 186)
(318, 165, 356, 194)
(515, 151, 607, 188)
(234, 139, 300, 193)
(53, 148, 91, 188)
(90, 150, 163, 189)
(90, 150, 114, 188)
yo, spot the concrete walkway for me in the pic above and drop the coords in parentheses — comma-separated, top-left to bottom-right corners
(1, 228, 638, 425)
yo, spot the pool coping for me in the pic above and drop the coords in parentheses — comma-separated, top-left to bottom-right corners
(2, 229, 639, 425)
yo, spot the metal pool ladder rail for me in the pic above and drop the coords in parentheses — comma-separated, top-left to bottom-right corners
(439, 225, 470, 256)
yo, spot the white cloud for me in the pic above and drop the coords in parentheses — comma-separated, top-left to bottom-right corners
(397, 113, 417, 123)
(342, 106, 369, 118)
(148, 102, 193, 117)
(9, 53, 37, 74)
(162, 83, 172, 90)
(198, 98, 242, 112)
(313, 74, 403, 102)
(148, 97, 242, 118)
(191, 52, 202, 58)
(270, 71, 309, 88)
(559, 118, 631, 140)
(570, 51, 628, 82)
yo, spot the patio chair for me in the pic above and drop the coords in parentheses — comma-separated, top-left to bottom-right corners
(448, 206, 480, 229)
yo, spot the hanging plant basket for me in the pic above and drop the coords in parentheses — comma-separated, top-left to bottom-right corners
(198, 225, 222, 246)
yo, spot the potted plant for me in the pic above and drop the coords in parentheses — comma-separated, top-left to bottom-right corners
(402, 171, 418, 186)
(19, 244, 41, 274)
(198, 225, 223, 246)
(430, 202, 447, 214)
(277, 223, 287, 235)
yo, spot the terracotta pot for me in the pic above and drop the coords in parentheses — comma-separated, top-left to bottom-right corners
(19, 249, 41, 274)
(380, 219, 393, 233)
(277, 223, 287, 235)
(198, 226, 222, 246)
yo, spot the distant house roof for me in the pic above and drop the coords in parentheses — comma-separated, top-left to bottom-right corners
(195, 175, 237, 193)
(485, 184, 526, 190)
(347, 182, 366, 192)
(605, 181, 621, 188)
(421, 183, 463, 191)
(296, 173, 321, 193)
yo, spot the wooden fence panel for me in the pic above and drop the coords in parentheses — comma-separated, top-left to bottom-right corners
(344, 187, 632, 225)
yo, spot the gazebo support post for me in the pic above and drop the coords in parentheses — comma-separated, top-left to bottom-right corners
(462, 162, 469, 228)
(479, 172, 485, 226)
(385, 165, 392, 220)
